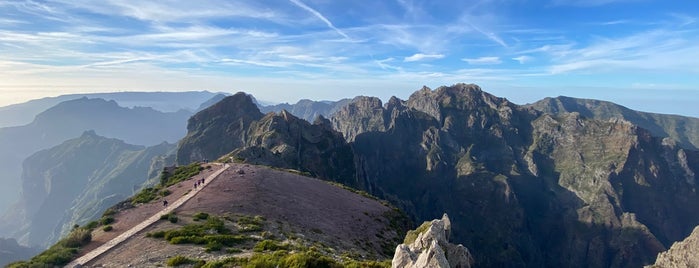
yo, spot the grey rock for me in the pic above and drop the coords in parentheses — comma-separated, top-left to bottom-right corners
(392, 214, 474, 268)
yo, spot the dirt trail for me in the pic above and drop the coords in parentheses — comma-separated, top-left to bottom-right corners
(65, 163, 230, 268)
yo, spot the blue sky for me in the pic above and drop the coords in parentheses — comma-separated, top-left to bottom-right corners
(0, 0, 698, 116)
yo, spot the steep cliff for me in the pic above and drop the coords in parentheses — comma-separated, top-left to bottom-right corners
(1, 131, 174, 248)
(174, 84, 699, 267)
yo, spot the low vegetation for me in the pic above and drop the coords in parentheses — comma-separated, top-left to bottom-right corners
(132, 162, 204, 205)
(403, 221, 432, 244)
(161, 162, 204, 187)
(147, 216, 249, 252)
(205, 249, 390, 268)
(166, 255, 204, 267)
(7, 227, 92, 267)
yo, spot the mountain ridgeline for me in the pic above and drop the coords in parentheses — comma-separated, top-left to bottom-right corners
(0, 97, 191, 215)
(0, 131, 174, 248)
(176, 84, 699, 267)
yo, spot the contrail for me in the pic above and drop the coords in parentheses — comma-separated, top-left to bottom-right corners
(289, 0, 350, 39)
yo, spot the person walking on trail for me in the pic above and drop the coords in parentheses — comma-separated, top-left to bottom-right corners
(163, 200, 168, 207)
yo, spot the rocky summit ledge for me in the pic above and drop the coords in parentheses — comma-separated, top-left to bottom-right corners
(392, 213, 474, 268)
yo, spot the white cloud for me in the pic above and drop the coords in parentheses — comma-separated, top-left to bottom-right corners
(512, 56, 533, 64)
(462, 56, 502, 65)
(289, 0, 349, 39)
(404, 53, 444, 62)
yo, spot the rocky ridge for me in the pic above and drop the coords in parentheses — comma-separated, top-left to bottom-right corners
(175, 83, 699, 267)
(392, 213, 474, 268)
(648, 225, 699, 268)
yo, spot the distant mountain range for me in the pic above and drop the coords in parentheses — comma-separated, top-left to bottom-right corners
(0, 131, 174, 248)
(0, 96, 200, 215)
(0, 91, 223, 128)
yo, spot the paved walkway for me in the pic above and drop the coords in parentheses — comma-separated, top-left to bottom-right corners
(65, 163, 230, 268)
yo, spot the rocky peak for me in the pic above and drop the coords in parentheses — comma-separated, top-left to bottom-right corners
(331, 96, 390, 142)
(176, 92, 264, 164)
(392, 213, 474, 268)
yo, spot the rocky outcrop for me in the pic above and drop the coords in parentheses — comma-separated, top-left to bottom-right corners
(392, 214, 474, 268)
(648, 225, 699, 268)
(231, 111, 356, 185)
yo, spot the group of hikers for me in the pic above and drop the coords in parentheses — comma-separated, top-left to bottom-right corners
(194, 177, 206, 189)
(162, 177, 208, 207)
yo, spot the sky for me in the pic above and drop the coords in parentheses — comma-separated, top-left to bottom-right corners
(0, 0, 698, 116)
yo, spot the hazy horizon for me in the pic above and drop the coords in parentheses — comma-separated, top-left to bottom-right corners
(1, 1, 697, 116)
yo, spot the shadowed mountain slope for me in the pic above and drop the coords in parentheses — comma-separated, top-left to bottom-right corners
(176, 83, 699, 267)
(0, 97, 189, 214)
(0, 131, 174, 248)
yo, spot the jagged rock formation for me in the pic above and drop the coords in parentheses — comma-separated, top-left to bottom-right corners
(528, 96, 699, 150)
(177, 92, 264, 165)
(0, 131, 174, 248)
(177, 92, 355, 184)
(392, 214, 474, 268)
(175, 83, 699, 267)
(648, 225, 699, 268)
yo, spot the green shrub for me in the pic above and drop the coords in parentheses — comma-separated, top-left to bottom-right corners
(237, 215, 265, 232)
(193, 212, 209, 221)
(166, 255, 202, 266)
(403, 221, 431, 244)
(160, 189, 172, 196)
(253, 240, 289, 252)
(102, 225, 113, 232)
(85, 221, 99, 230)
(62, 228, 92, 248)
(161, 162, 204, 187)
(168, 214, 179, 223)
(102, 208, 117, 217)
(100, 216, 115, 225)
(131, 187, 160, 205)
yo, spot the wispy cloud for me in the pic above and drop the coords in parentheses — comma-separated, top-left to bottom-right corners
(548, 30, 699, 74)
(468, 23, 507, 48)
(404, 53, 444, 62)
(462, 56, 502, 65)
(512, 56, 533, 64)
(289, 0, 350, 39)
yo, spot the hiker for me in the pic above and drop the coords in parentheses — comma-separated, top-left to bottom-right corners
(194, 182, 198, 189)
(163, 200, 168, 207)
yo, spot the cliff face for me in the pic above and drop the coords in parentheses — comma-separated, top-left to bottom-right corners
(175, 84, 699, 267)
(1, 131, 174, 248)
(648, 225, 699, 268)
(528, 96, 699, 150)
(176, 92, 264, 165)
